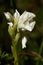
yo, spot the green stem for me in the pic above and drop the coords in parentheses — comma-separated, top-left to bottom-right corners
(11, 33, 20, 65)
(36, 39, 43, 65)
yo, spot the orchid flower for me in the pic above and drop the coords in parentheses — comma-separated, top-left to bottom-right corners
(4, 10, 36, 49)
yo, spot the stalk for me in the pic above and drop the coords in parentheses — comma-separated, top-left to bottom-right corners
(11, 33, 20, 65)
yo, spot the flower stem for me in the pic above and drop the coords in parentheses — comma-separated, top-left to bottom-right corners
(11, 33, 20, 65)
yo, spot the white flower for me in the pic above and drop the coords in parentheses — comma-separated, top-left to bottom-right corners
(4, 10, 36, 32)
(22, 36, 27, 49)
(4, 10, 36, 49)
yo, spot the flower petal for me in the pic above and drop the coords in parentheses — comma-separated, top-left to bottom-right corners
(25, 26, 32, 31)
(21, 21, 36, 31)
(29, 21, 36, 31)
(4, 12, 12, 21)
(20, 21, 35, 32)
(14, 10, 20, 22)
(22, 36, 27, 49)
(22, 24, 32, 31)
(19, 11, 29, 24)
(19, 11, 36, 24)
(7, 22, 13, 27)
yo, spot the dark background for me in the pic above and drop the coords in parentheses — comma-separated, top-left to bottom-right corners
(0, 0, 43, 65)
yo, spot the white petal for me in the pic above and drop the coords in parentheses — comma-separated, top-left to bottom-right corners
(18, 21, 31, 31)
(24, 12, 36, 22)
(19, 11, 29, 24)
(29, 21, 36, 31)
(22, 36, 27, 49)
(21, 21, 36, 31)
(19, 11, 36, 24)
(4, 12, 12, 20)
(22, 25, 32, 31)
(14, 9, 20, 21)
(7, 22, 13, 27)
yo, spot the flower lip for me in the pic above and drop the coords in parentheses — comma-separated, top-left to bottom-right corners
(22, 36, 27, 49)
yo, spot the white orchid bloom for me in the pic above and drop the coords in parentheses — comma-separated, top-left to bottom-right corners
(22, 36, 27, 49)
(4, 10, 36, 49)
(4, 10, 36, 31)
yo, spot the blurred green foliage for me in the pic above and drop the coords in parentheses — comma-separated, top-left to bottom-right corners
(0, 0, 43, 65)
